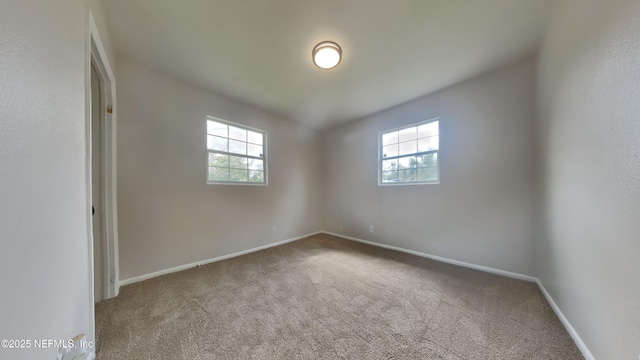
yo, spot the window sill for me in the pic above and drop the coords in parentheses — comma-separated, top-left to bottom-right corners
(207, 181, 268, 186)
(378, 180, 440, 186)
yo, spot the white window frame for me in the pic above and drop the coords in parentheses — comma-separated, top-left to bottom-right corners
(206, 117, 268, 186)
(378, 117, 440, 186)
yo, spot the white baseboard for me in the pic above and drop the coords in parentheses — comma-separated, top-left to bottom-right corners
(322, 231, 595, 360)
(322, 231, 537, 282)
(536, 280, 596, 360)
(118, 231, 322, 286)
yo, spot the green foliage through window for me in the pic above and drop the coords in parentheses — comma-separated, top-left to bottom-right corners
(207, 118, 266, 184)
(379, 119, 440, 184)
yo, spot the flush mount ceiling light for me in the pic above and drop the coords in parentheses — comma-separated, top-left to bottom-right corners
(312, 41, 342, 69)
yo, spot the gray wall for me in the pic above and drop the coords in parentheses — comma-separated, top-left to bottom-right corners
(0, 0, 93, 358)
(535, 0, 640, 358)
(117, 57, 323, 280)
(322, 60, 537, 276)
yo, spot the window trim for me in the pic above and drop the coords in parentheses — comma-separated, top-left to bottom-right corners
(206, 116, 268, 186)
(377, 117, 440, 186)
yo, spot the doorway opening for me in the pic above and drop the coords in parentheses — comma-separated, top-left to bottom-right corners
(88, 13, 119, 307)
(91, 61, 105, 302)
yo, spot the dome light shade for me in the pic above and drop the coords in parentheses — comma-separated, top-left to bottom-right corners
(312, 41, 342, 69)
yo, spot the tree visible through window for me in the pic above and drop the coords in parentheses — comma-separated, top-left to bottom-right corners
(379, 119, 440, 185)
(206, 118, 267, 184)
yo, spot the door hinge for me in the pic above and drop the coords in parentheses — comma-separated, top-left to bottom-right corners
(106, 105, 113, 114)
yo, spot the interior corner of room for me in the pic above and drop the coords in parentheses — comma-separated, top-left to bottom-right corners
(1, 0, 639, 359)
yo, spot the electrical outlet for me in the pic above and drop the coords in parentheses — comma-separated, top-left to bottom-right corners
(272, 225, 277, 234)
(339, 226, 344, 232)
(58, 334, 94, 360)
(369, 225, 374, 233)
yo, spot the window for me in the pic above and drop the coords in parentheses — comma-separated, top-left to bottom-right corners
(379, 118, 440, 185)
(206, 117, 267, 185)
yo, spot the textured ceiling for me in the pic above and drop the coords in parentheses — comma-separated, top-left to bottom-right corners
(104, 0, 554, 128)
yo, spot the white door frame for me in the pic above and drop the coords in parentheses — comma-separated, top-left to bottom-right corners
(85, 11, 120, 306)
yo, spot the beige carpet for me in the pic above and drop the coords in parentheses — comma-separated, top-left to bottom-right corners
(95, 234, 583, 359)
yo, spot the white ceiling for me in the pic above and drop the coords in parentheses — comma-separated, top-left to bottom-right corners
(104, 0, 554, 128)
